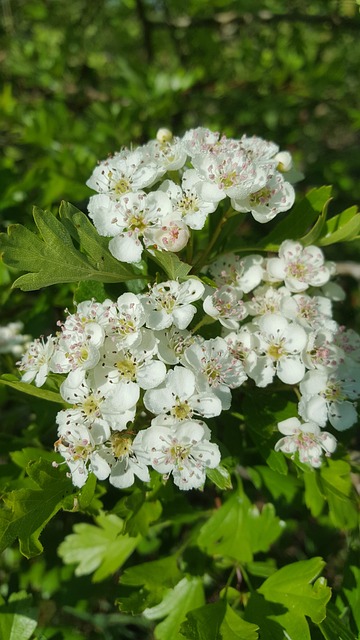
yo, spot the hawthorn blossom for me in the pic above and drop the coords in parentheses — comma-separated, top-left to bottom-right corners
(58, 374, 139, 432)
(88, 190, 173, 264)
(141, 417, 221, 490)
(143, 366, 222, 420)
(267, 240, 335, 292)
(86, 147, 160, 197)
(182, 337, 247, 409)
(100, 430, 150, 489)
(274, 417, 337, 468)
(18, 335, 57, 387)
(54, 422, 111, 487)
(246, 285, 289, 317)
(251, 314, 307, 386)
(155, 326, 199, 365)
(280, 293, 336, 332)
(159, 175, 217, 230)
(231, 173, 295, 223)
(208, 254, 264, 294)
(203, 285, 248, 329)
(299, 367, 360, 430)
(141, 279, 205, 330)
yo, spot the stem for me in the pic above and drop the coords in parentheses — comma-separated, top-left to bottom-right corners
(192, 207, 233, 273)
(191, 315, 216, 335)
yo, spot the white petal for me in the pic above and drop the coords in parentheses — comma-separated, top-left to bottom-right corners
(109, 233, 143, 263)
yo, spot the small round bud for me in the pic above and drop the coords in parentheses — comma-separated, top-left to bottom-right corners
(156, 128, 173, 143)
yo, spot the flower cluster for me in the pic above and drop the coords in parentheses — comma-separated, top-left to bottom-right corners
(17, 128, 359, 489)
(86, 127, 295, 264)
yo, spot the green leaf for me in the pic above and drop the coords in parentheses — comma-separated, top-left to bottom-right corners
(59, 201, 140, 281)
(197, 487, 284, 563)
(0, 459, 73, 557)
(245, 558, 332, 639)
(143, 576, 205, 640)
(342, 560, 360, 630)
(0, 205, 137, 290)
(320, 459, 359, 530)
(299, 197, 332, 246)
(146, 248, 192, 280)
(0, 591, 38, 640)
(0, 374, 64, 404)
(73, 279, 108, 304)
(304, 469, 326, 518)
(317, 206, 360, 246)
(180, 601, 259, 640)
(206, 465, 233, 490)
(250, 465, 299, 502)
(57, 512, 140, 582)
(257, 187, 333, 250)
(318, 605, 357, 640)
(242, 391, 297, 474)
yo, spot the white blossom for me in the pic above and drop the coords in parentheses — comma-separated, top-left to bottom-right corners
(18, 335, 57, 387)
(141, 418, 221, 490)
(274, 417, 337, 468)
(141, 279, 205, 330)
(231, 173, 295, 223)
(203, 284, 248, 329)
(267, 240, 335, 292)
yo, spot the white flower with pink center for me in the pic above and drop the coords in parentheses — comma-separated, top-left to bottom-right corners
(155, 326, 200, 365)
(146, 216, 190, 253)
(182, 337, 247, 409)
(246, 285, 289, 317)
(303, 330, 344, 372)
(190, 151, 269, 203)
(88, 190, 172, 264)
(98, 430, 150, 489)
(267, 240, 335, 292)
(280, 293, 336, 332)
(223, 327, 257, 378)
(54, 422, 111, 488)
(144, 137, 187, 172)
(141, 418, 221, 490)
(140, 279, 205, 330)
(209, 254, 264, 294)
(251, 314, 307, 386)
(231, 173, 295, 223)
(18, 335, 57, 387)
(203, 285, 248, 330)
(159, 175, 217, 230)
(274, 417, 337, 468)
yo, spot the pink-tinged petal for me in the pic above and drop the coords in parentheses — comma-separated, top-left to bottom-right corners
(279, 240, 303, 261)
(109, 233, 143, 263)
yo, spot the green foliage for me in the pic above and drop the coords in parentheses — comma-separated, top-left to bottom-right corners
(57, 512, 141, 582)
(180, 601, 259, 640)
(0, 459, 73, 557)
(0, 591, 38, 640)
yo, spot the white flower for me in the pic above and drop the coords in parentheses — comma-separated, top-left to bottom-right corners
(141, 418, 221, 490)
(54, 422, 111, 487)
(143, 366, 222, 420)
(159, 175, 217, 230)
(251, 314, 307, 386)
(18, 335, 57, 387)
(93, 330, 166, 393)
(155, 326, 199, 365)
(223, 327, 257, 377)
(231, 173, 295, 223)
(203, 285, 248, 329)
(144, 137, 187, 172)
(182, 337, 246, 409)
(100, 430, 150, 489)
(190, 151, 269, 203)
(246, 285, 289, 317)
(86, 147, 160, 197)
(88, 190, 173, 263)
(208, 254, 264, 294)
(274, 417, 337, 468)
(299, 367, 360, 430)
(141, 279, 205, 330)
(280, 293, 336, 332)
(303, 330, 344, 372)
(267, 240, 335, 292)
(146, 216, 190, 253)
(58, 374, 139, 431)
